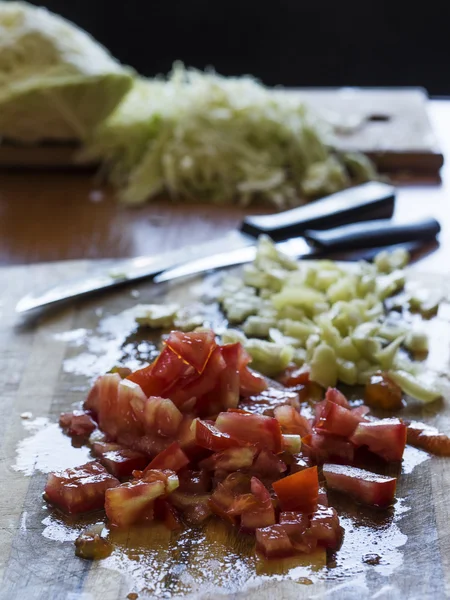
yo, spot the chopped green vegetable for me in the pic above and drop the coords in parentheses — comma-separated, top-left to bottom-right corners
(0, 1, 133, 142)
(388, 370, 442, 403)
(134, 303, 179, 328)
(309, 343, 338, 388)
(84, 63, 376, 207)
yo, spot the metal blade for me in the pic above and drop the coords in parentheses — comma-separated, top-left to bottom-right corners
(154, 237, 313, 283)
(15, 231, 254, 313)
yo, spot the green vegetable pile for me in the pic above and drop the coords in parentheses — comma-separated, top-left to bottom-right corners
(0, 1, 133, 142)
(218, 238, 442, 402)
(83, 65, 377, 207)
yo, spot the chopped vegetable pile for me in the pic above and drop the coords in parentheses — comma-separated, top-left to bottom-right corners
(0, 1, 133, 142)
(45, 329, 448, 562)
(82, 64, 377, 207)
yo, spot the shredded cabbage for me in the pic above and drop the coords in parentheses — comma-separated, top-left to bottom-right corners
(83, 63, 377, 207)
(0, 1, 133, 142)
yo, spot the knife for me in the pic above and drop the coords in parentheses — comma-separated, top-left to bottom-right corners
(15, 182, 395, 314)
(154, 217, 441, 283)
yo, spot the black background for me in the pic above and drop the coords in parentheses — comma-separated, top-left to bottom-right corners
(22, 0, 450, 95)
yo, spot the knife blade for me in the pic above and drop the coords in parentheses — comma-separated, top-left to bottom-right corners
(154, 217, 441, 283)
(15, 182, 395, 314)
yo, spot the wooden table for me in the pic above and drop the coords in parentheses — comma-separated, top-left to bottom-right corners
(0, 100, 449, 270)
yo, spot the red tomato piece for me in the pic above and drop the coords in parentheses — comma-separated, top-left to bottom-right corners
(323, 463, 397, 508)
(278, 366, 311, 388)
(199, 446, 258, 472)
(154, 498, 182, 531)
(165, 330, 217, 374)
(272, 466, 319, 514)
(45, 461, 119, 515)
(178, 468, 212, 494)
(59, 410, 96, 437)
(274, 405, 311, 437)
(315, 401, 362, 437)
(240, 477, 276, 530)
(145, 442, 190, 473)
(84, 372, 121, 421)
(169, 491, 212, 525)
(303, 432, 355, 464)
(325, 387, 350, 409)
(93, 442, 150, 478)
(318, 486, 329, 507)
(195, 419, 243, 452)
(209, 472, 252, 522)
(278, 512, 316, 553)
(352, 405, 371, 419)
(406, 421, 450, 456)
(251, 449, 287, 481)
(239, 367, 268, 397)
(131, 395, 183, 438)
(309, 505, 342, 550)
(349, 418, 407, 462)
(255, 524, 294, 558)
(105, 479, 166, 527)
(215, 412, 283, 453)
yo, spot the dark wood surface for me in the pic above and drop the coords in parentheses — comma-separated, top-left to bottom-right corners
(0, 100, 448, 271)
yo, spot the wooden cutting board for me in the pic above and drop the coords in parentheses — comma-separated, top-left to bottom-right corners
(0, 88, 443, 174)
(1, 260, 450, 600)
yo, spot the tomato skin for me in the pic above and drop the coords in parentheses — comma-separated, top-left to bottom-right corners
(349, 418, 407, 462)
(309, 505, 342, 550)
(406, 421, 450, 456)
(325, 387, 350, 409)
(323, 463, 397, 508)
(239, 368, 268, 397)
(45, 461, 119, 515)
(59, 411, 96, 437)
(255, 524, 294, 558)
(274, 405, 311, 437)
(93, 442, 150, 479)
(272, 466, 319, 514)
(315, 400, 362, 438)
(165, 330, 217, 374)
(145, 442, 190, 473)
(215, 412, 283, 453)
(195, 419, 244, 452)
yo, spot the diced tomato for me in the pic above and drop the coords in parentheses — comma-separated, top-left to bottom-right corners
(209, 472, 252, 522)
(251, 449, 287, 481)
(364, 372, 403, 411)
(240, 477, 276, 530)
(93, 442, 150, 478)
(278, 512, 316, 553)
(309, 505, 342, 550)
(118, 431, 171, 459)
(352, 405, 371, 419)
(255, 524, 294, 558)
(322, 463, 397, 508)
(195, 419, 243, 452)
(169, 491, 212, 524)
(165, 330, 217, 374)
(178, 468, 211, 494)
(349, 418, 407, 462)
(130, 395, 183, 438)
(45, 461, 119, 515)
(278, 366, 310, 388)
(325, 387, 350, 409)
(215, 412, 283, 453)
(272, 466, 319, 514)
(84, 372, 121, 419)
(199, 447, 257, 472)
(274, 405, 311, 437)
(59, 410, 96, 437)
(126, 346, 194, 398)
(406, 421, 450, 456)
(154, 498, 182, 531)
(145, 442, 190, 473)
(315, 401, 362, 437)
(303, 433, 355, 464)
(105, 479, 166, 527)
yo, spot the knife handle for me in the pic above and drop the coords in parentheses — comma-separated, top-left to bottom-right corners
(303, 217, 441, 251)
(240, 181, 395, 241)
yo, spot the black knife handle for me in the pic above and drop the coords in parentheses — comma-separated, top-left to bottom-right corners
(240, 182, 396, 240)
(303, 217, 441, 251)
